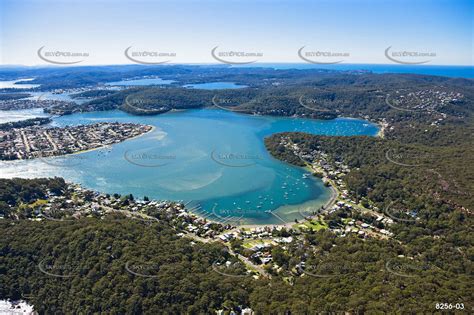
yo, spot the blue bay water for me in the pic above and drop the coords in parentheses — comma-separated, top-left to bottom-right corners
(232, 63, 474, 79)
(0, 109, 378, 225)
(0, 78, 40, 89)
(184, 82, 247, 90)
(104, 79, 246, 90)
(105, 78, 175, 86)
(0, 108, 49, 124)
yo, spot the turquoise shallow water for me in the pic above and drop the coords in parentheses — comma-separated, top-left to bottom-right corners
(0, 109, 379, 224)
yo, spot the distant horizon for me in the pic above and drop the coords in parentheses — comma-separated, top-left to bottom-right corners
(1, 62, 473, 68)
(1, 62, 472, 79)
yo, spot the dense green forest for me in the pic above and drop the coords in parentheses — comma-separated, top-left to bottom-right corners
(0, 117, 51, 130)
(0, 178, 472, 313)
(45, 69, 473, 125)
(1, 66, 473, 313)
(0, 178, 67, 217)
(265, 133, 473, 212)
(0, 65, 340, 90)
(261, 103, 473, 312)
(0, 217, 253, 314)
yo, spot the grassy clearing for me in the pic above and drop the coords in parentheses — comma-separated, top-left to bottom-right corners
(243, 239, 275, 249)
(295, 216, 328, 231)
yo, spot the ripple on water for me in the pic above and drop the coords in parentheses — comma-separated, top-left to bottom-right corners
(0, 109, 379, 224)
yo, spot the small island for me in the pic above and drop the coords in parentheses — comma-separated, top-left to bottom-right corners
(0, 122, 153, 160)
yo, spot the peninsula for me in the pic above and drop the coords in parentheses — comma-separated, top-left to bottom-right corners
(0, 122, 153, 160)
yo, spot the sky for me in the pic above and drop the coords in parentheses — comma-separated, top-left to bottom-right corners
(0, 0, 472, 66)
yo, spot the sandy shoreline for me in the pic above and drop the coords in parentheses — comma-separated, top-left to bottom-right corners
(186, 190, 339, 230)
(376, 122, 386, 138)
(187, 171, 340, 230)
(237, 184, 338, 229)
(70, 125, 156, 156)
(2, 109, 370, 229)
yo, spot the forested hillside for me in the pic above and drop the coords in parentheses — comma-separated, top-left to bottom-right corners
(1, 178, 472, 313)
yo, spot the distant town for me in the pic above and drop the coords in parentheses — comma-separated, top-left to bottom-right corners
(2, 180, 272, 277)
(387, 89, 463, 113)
(0, 122, 153, 160)
(0, 97, 72, 111)
(3, 170, 399, 280)
(0, 64, 471, 314)
(275, 136, 396, 239)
